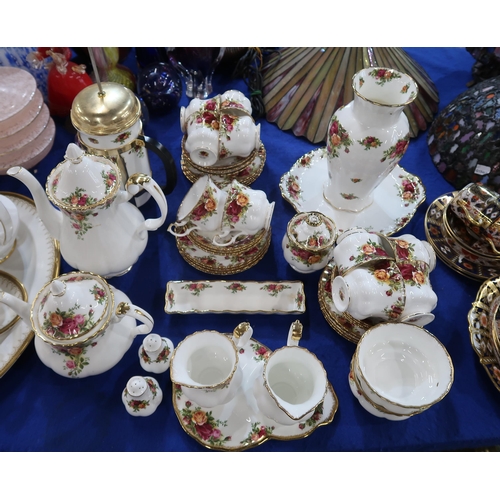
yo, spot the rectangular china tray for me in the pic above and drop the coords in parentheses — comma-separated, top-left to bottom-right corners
(165, 280, 306, 314)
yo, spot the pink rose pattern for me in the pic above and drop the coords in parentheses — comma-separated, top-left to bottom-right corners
(380, 135, 410, 164)
(259, 283, 292, 297)
(339, 238, 390, 274)
(51, 342, 97, 378)
(112, 131, 131, 145)
(326, 116, 353, 159)
(42, 304, 96, 341)
(225, 282, 247, 293)
(396, 173, 421, 206)
(222, 186, 251, 228)
(240, 422, 275, 446)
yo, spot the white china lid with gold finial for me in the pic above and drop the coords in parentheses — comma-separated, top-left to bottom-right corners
(31, 271, 113, 346)
(46, 143, 121, 211)
(287, 211, 337, 251)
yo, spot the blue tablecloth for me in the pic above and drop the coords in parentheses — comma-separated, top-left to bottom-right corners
(1, 47, 499, 452)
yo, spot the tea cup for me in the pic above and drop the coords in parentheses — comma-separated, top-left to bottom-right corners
(167, 175, 228, 237)
(333, 228, 393, 276)
(253, 320, 328, 426)
(220, 90, 252, 116)
(212, 180, 274, 247)
(0, 194, 19, 263)
(331, 260, 405, 322)
(397, 260, 437, 320)
(184, 125, 220, 167)
(219, 115, 260, 160)
(389, 234, 436, 271)
(449, 182, 500, 254)
(169, 323, 253, 408)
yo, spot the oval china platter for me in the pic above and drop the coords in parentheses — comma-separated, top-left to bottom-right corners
(172, 334, 338, 451)
(0, 192, 60, 377)
(280, 148, 425, 235)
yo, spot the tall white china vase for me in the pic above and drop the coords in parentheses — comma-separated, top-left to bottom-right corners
(323, 67, 418, 213)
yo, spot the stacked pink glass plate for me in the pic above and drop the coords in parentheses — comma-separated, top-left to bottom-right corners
(0, 67, 54, 174)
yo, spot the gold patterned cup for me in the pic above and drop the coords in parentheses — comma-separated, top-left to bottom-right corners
(449, 182, 500, 254)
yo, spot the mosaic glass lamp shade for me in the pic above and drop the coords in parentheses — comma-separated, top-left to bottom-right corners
(428, 76, 500, 192)
(261, 47, 439, 143)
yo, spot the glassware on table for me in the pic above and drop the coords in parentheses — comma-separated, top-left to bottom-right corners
(167, 47, 225, 98)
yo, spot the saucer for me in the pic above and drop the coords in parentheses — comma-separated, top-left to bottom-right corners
(318, 260, 378, 344)
(425, 194, 500, 281)
(468, 277, 500, 393)
(0, 192, 60, 377)
(280, 148, 426, 235)
(348, 369, 409, 421)
(181, 142, 266, 188)
(175, 227, 271, 275)
(172, 335, 338, 451)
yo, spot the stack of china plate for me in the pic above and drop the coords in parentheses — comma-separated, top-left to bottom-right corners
(173, 226, 272, 276)
(0, 67, 55, 174)
(425, 191, 500, 281)
(349, 322, 454, 421)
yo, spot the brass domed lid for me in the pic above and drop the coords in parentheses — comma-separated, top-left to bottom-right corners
(70, 82, 141, 136)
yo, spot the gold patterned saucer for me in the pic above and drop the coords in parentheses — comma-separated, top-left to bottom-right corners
(468, 277, 500, 393)
(425, 193, 500, 281)
(181, 142, 266, 187)
(318, 261, 378, 344)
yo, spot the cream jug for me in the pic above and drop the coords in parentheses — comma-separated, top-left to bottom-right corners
(71, 81, 177, 206)
(7, 143, 168, 278)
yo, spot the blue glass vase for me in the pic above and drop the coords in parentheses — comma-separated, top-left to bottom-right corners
(137, 61, 182, 115)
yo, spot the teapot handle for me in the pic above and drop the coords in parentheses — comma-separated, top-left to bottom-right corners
(126, 174, 168, 233)
(116, 302, 154, 336)
(140, 134, 177, 196)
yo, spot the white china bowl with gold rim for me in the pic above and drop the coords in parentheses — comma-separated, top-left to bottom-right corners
(354, 322, 454, 414)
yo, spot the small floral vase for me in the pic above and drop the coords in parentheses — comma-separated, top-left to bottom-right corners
(324, 67, 418, 212)
(138, 333, 174, 374)
(122, 376, 163, 417)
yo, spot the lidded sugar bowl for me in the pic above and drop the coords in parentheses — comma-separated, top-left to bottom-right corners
(0, 271, 154, 378)
(282, 211, 337, 273)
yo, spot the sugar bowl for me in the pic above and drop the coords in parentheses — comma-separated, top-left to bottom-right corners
(282, 211, 337, 273)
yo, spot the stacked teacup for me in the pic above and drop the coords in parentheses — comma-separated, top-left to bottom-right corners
(330, 228, 438, 327)
(167, 175, 274, 274)
(349, 322, 454, 420)
(180, 90, 261, 179)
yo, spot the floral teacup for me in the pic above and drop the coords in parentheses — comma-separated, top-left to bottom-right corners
(331, 260, 406, 322)
(219, 115, 260, 160)
(389, 234, 436, 271)
(167, 175, 228, 237)
(212, 180, 274, 247)
(220, 90, 252, 116)
(333, 228, 393, 276)
(184, 125, 220, 167)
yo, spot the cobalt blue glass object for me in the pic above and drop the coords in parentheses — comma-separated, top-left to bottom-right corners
(137, 61, 182, 115)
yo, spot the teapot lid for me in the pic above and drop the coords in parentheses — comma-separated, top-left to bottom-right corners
(31, 271, 114, 346)
(70, 82, 141, 136)
(287, 211, 337, 251)
(46, 143, 121, 211)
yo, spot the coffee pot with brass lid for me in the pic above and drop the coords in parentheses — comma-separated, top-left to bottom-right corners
(71, 81, 177, 206)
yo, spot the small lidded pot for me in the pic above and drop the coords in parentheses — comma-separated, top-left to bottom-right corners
(282, 211, 337, 273)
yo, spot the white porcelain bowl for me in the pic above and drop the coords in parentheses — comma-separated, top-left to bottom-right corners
(354, 322, 454, 414)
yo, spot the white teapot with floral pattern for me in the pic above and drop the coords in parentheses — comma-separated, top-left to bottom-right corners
(0, 271, 154, 378)
(7, 143, 168, 278)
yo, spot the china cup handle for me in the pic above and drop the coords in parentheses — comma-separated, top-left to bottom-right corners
(140, 135, 177, 196)
(232, 322, 253, 348)
(116, 302, 154, 336)
(126, 174, 168, 233)
(212, 230, 246, 247)
(167, 221, 196, 237)
(287, 320, 302, 347)
(456, 198, 489, 228)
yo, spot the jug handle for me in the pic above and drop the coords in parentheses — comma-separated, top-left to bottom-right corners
(287, 320, 303, 347)
(116, 302, 154, 336)
(139, 135, 177, 196)
(126, 174, 168, 233)
(232, 322, 253, 348)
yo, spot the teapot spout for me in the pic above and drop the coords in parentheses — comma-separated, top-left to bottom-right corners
(0, 291, 31, 326)
(7, 166, 62, 240)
